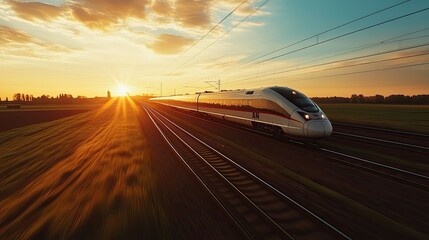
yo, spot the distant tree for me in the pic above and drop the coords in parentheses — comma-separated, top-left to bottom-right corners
(312, 96, 349, 104)
(13, 93, 21, 102)
(6, 97, 8, 102)
(107, 90, 111, 98)
(25, 94, 30, 102)
(410, 95, 429, 104)
(386, 94, 410, 104)
(350, 94, 366, 103)
(350, 94, 357, 103)
(40, 95, 49, 103)
(374, 94, 384, 103)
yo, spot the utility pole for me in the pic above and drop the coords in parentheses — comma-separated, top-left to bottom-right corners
(160, 82, 163, 97)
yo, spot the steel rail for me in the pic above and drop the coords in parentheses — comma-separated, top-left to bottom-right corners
(153, 103, 429, 189)
(145, 105, 294, 239)
(332, 131, 429, 151)
(332, 123, 429, 138)
(319, 148, 429, 181)
(142, 104, 255, 240)
(147, 104, 352, 240)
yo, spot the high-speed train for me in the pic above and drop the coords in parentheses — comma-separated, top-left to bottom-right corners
(150, 86, 332, 138)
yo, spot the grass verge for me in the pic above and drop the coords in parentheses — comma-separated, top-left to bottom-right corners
(319, 104, 429, 134)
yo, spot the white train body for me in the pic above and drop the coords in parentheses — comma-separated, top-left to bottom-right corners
(150, 86, 332, 138)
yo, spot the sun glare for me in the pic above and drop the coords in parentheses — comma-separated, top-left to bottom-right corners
(117, 84, 129, 96)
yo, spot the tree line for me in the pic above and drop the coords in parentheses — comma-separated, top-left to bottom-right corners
(0, 93, 109, 104)
(312, 94, 429, 104)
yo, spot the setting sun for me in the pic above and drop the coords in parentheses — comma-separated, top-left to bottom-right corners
(117, 84, 129, 96)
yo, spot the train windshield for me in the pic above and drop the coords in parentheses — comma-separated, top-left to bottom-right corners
(270, 87, 319, 113)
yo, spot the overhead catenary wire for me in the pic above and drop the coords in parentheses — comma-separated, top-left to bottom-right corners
(165, 0, 249, 74)
(223, 42, 429, 84)
(194, 0, 413, 82)
(258, 6, 429, 64)
(236, 61, 429, 87)
(267, 27, 429, 77)
(260, 34, 429, 78)
(294, 51, 429, 76)
(171, 2, 429, 96)
(168, 0, 271, 76)
(217, 7, 429, 86)
(180, 26, 429, 94)
(284, 62, 429, 83)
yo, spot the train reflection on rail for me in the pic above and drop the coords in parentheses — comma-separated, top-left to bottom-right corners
(150, 86, 332, 139)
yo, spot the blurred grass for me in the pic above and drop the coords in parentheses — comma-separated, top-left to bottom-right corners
(0, 98, 240, 239)
(319, 104, 429, 134)
(0, 98, 170, 239)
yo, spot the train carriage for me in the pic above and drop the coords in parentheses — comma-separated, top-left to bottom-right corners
(150, 86, 332, 138)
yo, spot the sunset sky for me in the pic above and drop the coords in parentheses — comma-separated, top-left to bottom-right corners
(1, 0, 428, 99)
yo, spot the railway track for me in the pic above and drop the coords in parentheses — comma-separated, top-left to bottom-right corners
(331, 129, 429, 154)
(142, 104, 350, 240)
(332, 123, 429, 138)
(153, 103, 429, 192)
(323, 127, 429, 190)
(315, 146, 429, 192)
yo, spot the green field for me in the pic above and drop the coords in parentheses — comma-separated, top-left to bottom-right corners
(319, 104, 429, 134)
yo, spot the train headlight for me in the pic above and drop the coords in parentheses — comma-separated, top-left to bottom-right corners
(297, 111, 311, 121)
(321, 114, 326, 119)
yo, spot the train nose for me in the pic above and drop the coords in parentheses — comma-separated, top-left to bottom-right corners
(306, 120, 332, 138)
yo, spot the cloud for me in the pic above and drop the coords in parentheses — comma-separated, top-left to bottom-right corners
(70, 6, 117, 30)
(8, 0, 64, 21)
(147, 33, 193, 55)
(151, 0, 173, 16)
(0, 25, 34, 45)
(6, 0, 267, 33)
(70, 0, 150, 30)
(172, 0, 212, 28)
(149, 0, 213, 29)
(0, 25, 76, 57)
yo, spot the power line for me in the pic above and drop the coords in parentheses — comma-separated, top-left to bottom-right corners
(302, 51, 429, 74)
(217, 7, 429, 85)
(239, 28, 429, 80)
(166, 0, 248, 74)
(224, 42, 429, 84)
(259, 6, 429, 63)
(285, 62, 429, 83)
(196, 0, 412, 81)
(168, 0, 270, 75)
(238, 61, 429, 87)
(250, 0, 412, 65)
(382, 26, 429, 42)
